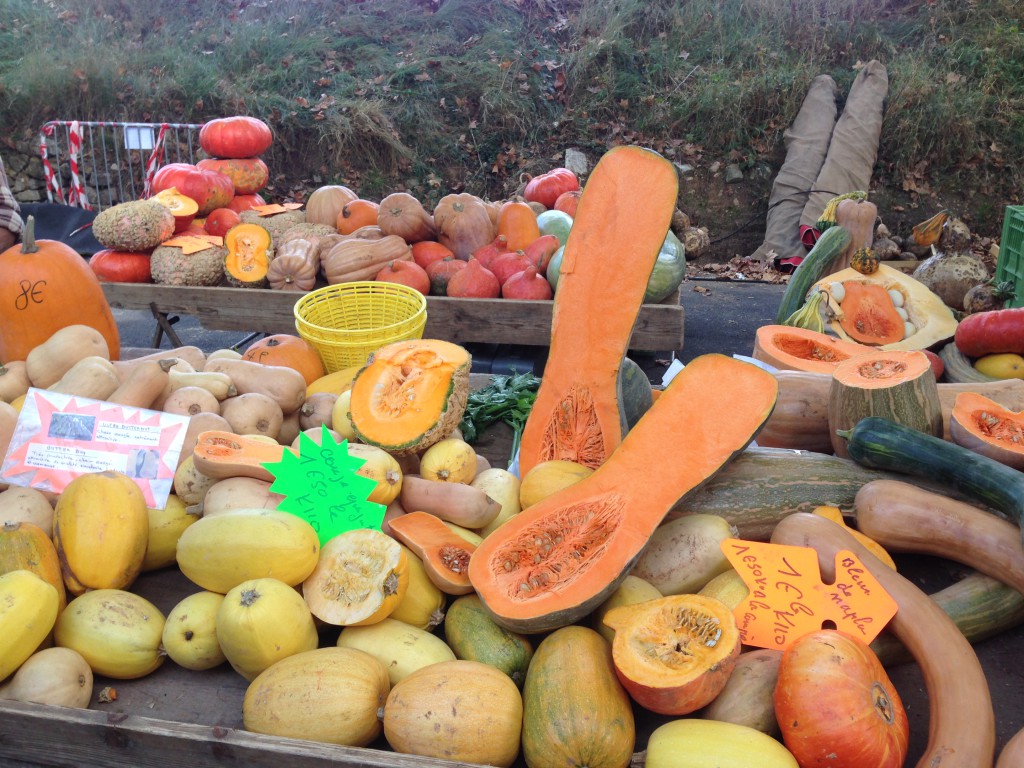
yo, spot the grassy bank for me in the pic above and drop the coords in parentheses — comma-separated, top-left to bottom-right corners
(1, 0, 1021, 231)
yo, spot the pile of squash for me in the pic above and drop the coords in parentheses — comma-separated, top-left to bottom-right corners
(5, 147, 1024, 767)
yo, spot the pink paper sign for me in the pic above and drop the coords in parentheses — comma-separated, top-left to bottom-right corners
(0, 388, 189, 509)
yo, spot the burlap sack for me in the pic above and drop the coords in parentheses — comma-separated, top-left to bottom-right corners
(800, 60, 889, 227)
(750, 75, 838, 263)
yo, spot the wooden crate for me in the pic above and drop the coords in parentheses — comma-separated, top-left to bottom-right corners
(100, 283, 685, 351)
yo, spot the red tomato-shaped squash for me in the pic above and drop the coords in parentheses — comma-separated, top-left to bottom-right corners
(199, 116, 273, 159)
(151, 163, 234, 216)
(89, 249, 153, 284)
(775, 629, 909, 768)
(523, 168, 579, 209)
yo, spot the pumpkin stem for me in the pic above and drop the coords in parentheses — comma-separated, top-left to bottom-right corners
(835, 428, 853, 441)
(21, 216, 38, 254)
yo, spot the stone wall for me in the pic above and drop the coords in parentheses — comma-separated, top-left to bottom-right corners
(3, 140, 49, 204)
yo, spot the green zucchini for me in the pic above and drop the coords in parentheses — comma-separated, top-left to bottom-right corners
(774, 225, 853, 324)
(839, 416, 1024, 531)
(665, 446, 962, 541)
(871, 570, 1024, 667)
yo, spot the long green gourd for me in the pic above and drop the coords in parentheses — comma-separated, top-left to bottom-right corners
(774, 225, 852, 324)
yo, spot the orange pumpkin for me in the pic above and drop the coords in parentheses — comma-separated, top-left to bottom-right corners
(0, 216, 121, 362)
(775, 629, 909, 768)
(433, 193, 495, 260)
(497, 201, 541, 252)
(336, 199, 381, 236)
(242, 334, 326, 386)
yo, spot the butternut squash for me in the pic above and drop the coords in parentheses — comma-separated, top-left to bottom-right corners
(219, 392, 284, 440)
(388, 511, 476, 595)
(469, 354, 777, 632)
(399, 475, 500, 529)
(112, 346, 207, 377)
(771, 512, 995, 768)
(48, 356, 120, 400)
(161, 385, 221, 417)
(191, 430, 291, 481)
(519, 146, 678, 476)
(203, 357, 307, 415)
(106, 358, 174, 408)
(25, 325, 110, 389)
(0, 360, 30, 402)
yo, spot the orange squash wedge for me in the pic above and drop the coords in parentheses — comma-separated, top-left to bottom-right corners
(388, 511, 475, 595)
(752, 325, 872, 374)
(603, 594, 741, 715)
(468, 354, 777, 633)
(949, 391, 1024, 470)
(518, 146, 678, 476)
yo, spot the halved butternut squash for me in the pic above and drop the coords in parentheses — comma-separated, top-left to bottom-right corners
(388, 511, 475, 595)
(949, 391, 1024, 470)
(468, 354, 777, 633)
(827, 350, 943, 458)
(350, 339, 471, 457)
(518, 146, 678, 476)
(752, 325, 872, 374)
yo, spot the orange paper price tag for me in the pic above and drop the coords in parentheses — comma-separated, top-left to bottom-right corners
(721, 539, 898, 651)
(161, 235, 219, 254)
(252, 203, 303, 216)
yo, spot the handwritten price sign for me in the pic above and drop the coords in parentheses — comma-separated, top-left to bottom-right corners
(721, 539, 898, 651)
(265, 426, 384, 545)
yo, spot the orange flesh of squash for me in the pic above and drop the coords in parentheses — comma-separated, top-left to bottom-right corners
(751, 325, 871, 374)
(225, 223, 273, 282)
(832, 351, 933, 389)
(838, 281, 905, 345)
(518, 146, 679, 477)
(350, 339, 470, 456)
(603, 594, 741, 715)
(191, 430, 292, 481)
(388, 511, 476, 594)
(950, 391, 1024, 470)
(469, 354, 778, 633)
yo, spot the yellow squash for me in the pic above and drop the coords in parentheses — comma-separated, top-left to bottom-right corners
(0, 570, 60, 681)
(53, 470, 149, 595)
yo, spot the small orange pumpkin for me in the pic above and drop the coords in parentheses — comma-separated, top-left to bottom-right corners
(336, 199, 381, 236)
(497, 201, 541, 252)
(242, 334, 326, 386)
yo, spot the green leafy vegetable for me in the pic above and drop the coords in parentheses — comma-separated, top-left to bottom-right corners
(459, 371, 540, 466)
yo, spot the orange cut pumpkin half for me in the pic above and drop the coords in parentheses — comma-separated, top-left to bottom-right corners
(752, 325, 872, 374)
(949, 391, 1024, 470)
(603, 594, 741, 715)
(467, 354, 778, 633)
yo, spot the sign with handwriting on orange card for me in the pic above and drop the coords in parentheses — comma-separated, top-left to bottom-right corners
(721, 539, 898, 651)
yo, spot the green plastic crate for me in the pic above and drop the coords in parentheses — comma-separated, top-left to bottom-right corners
(996, 205, 1024, 308)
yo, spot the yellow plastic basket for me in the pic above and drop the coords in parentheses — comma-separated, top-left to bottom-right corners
(293, 282, 427, 372)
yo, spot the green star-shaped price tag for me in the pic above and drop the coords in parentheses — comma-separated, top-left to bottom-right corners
(264, 426, 385, 545)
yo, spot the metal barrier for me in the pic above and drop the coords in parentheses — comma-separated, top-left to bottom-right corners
(38, 120, 204, 211)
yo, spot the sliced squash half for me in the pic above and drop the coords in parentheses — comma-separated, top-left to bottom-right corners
(813, 263, 957, 351)
(752, 325, 872, 374)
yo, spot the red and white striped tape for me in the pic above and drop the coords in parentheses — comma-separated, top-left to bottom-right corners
(66, 120, 90, 210)
(38, 124, 66, 205)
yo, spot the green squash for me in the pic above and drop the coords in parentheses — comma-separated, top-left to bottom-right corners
(443, 594, 534, 688)
(643, 229, 687, 303)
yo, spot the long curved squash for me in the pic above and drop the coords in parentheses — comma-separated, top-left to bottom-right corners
(469, 354, 777, 633)
(774, 225, 852, 324)
(518, 146, 678, 477)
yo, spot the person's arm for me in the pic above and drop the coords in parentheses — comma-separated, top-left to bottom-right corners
(0, 156, 25, 252)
